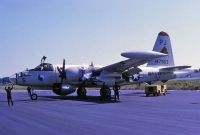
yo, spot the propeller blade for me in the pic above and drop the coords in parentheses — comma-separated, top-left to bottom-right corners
(63, 59, 65, 70)
(62, 59, 66, 80)
(57, 59, 67, 83)
(57, 67, 62, 75)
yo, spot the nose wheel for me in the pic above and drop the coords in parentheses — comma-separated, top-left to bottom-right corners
(27, 87, 38, 100)
(30, 93, 38, 100)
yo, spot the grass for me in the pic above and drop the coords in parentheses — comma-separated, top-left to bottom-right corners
(121, 79, 200, 90)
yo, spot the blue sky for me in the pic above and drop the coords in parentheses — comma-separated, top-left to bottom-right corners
(1, 0, 200, 77)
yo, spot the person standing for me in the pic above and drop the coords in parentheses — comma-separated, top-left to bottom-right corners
(113, 82, 120, 102)
(5, 85, 14, 106)
(27, 86, 32, 97)
(100, 83, 107, 100)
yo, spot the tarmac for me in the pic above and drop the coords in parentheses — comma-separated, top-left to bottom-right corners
(0, 89, 200, 135)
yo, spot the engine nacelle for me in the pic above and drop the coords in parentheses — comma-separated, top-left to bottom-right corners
(66, 67, 83, 81)
(52, 83, 76, 95)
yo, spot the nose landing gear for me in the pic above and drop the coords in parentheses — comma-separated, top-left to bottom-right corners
(27, 87, 38, 100)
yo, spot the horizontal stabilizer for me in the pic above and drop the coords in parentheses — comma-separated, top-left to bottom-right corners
(121, 51, 167, 59)
(160, 66, 191, 72)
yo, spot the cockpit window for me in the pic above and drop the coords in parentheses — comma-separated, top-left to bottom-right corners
(29, 63, 54, 71)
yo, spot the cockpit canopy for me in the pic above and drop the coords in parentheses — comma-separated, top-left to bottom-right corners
(29, 63, 54, 71)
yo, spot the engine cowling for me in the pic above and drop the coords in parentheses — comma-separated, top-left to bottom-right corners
(52, 83, 76, 95)
(66, 67, 84, 81)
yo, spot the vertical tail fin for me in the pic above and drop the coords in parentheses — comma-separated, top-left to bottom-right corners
(147, 31, 174, 67)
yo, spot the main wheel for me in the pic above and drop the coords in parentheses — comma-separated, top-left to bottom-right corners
(105, 88, 111, 98)
(100, 88, 106, 97)
(100, 88, 107, 99)
(77, 87, 87, 97)
(100, 87, 111, 99)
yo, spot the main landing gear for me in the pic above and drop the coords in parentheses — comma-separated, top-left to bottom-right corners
(77, 87, 87, 98)
(100, 85, 111, 100)
(27, 87, 38, 100)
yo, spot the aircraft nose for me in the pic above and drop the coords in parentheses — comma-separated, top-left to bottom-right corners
(15, 71, 32, 85)
(15, 72, 26, 85)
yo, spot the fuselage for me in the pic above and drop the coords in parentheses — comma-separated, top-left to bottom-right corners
(15, 63, 194, 88)
(16, 63, 101, 87)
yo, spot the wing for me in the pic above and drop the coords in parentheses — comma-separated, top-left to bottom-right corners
(93, 51, 167, 75)
(160, 65, 191, 72)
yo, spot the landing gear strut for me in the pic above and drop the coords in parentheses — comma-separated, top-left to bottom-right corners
(77, 87, 87, 98)
(27, 87, 38, 100)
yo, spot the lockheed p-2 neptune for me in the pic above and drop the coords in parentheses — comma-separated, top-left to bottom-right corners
(6, 32, 193, 100)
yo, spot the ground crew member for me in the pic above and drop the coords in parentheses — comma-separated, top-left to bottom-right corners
(27, 87, 32, 97)
(101, 83, 107, 100)
(113, 82, 120, 101)
(5, 85, 14, 106)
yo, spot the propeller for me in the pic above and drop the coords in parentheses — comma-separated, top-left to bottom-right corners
(57, 59, 67, 83)
(90, 62, 94, 67)
(81, 62, 94, 81)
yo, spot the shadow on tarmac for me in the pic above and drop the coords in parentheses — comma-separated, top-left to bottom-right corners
(0, 94, 121, 104)
(0, 99, 34, 103)
(38, 95, 120, 104)
(121, 91, 143, 96)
